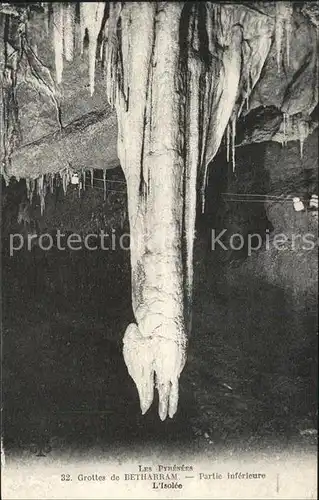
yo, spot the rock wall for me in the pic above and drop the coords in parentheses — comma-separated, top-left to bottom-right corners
(203, 129, 318, 313)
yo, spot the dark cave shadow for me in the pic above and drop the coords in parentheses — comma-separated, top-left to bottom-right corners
(198, 141, 273, 262)
(2, 244, 198, 454)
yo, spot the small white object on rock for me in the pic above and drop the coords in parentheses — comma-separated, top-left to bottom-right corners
(71, 173, 79, 185)
(299, 428, 317, 436)
(309, 194, 318, 209)
(293, 197, 305, 212)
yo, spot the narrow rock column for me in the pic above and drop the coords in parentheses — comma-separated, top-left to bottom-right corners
(114, 4, 187, 420)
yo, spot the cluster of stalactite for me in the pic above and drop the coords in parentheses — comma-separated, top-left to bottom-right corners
(0, 1, 317, 420)
(1, 3, 315, 180)
(23, 167, 97, 215)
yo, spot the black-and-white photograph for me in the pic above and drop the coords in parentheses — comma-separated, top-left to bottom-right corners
(1, 2, 318, 499)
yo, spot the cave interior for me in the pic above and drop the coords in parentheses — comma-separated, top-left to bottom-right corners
(0, 1, 318, 455)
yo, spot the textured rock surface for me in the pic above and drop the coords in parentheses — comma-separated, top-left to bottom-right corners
(1, 3, 318, 179)
(8, 108, 118, 178)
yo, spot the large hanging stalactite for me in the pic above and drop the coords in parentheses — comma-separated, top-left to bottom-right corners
(107, 3, 188, 420)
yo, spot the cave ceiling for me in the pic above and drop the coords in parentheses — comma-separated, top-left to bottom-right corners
(0, 1, 318, 182)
